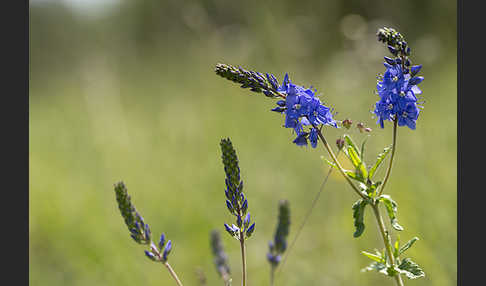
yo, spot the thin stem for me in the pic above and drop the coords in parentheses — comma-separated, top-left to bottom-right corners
(378, 113, 398, 197)
(313, 126, 367, 200)
(371, 203, 404, 286)
(275, 150, 338, 278)
(164, 262, 184, 286)
(239, 234, 247, 286)
(270, 265, 275, 286)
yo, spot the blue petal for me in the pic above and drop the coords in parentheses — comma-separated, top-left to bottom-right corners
(408, 76, 424, 86)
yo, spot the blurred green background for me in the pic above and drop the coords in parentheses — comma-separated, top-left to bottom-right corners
(29, 0, 456, 285)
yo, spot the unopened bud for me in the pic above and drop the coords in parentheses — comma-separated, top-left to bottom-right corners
(357, 122, 367, 133)
(342, 119, 353, 129)
(336, 138, 345, 150)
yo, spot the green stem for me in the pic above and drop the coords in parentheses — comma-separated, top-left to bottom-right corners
(239, 234, 247, 286)
(378, 116, 398, 197)
(371, 203, 404, 286)
(164, 262, 184, 286)
(315, 125, 404, 285)
(270, 265, 275, 286)
(314, 126, 367, 200)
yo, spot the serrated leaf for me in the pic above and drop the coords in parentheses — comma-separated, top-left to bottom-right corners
(398, 258, 425, 279)
(361, 261, 386, 273)
(352, 199, 368, 237)
(361, 251, 385, 263)
(399, 237, 419, 255)
(368, 146, 392, 179)
(379, 195, 403, 231)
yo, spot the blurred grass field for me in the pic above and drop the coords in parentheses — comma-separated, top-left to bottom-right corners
(30, 1, 456, 285)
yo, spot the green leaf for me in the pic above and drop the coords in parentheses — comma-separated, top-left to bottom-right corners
(352, 199, 368, 237)
(398, 258, 425, 279)
(394, 235, 400, 258)
(360, 136, 369, 161)
(347, 146, 368, 180)
(361, 251, 385, 263)
(346, 170, 364, 182)
(322, 157, 339, 171)
(378, 195, 403, 231)
(361, 262, 386, 273)
(369, 181, 382, 197)
(368, 146, 392, 179)
(322, 156, 365, 183)
(399, 237, 419, 255)
(344, 134, 361, 157)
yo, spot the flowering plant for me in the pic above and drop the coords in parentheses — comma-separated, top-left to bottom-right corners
(112, 27, 425, 286)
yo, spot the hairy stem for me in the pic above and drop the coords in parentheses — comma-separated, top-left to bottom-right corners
(371, 203, 404, 286)
(378, 118, 398, 197)
(164, 262, 184, 286)
(239, 234, 247, 286)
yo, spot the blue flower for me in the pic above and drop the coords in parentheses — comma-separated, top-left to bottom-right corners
(397, 102, 420, 130)
(374, 62, 423, 129)
(273, 74, 337, 147)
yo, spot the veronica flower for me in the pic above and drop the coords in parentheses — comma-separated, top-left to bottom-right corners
(273, 74, 337, 147)
(373, 61, 424, 129)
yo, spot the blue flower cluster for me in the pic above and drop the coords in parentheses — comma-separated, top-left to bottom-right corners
(374, 60, 424, 130)
(271, 74, 337, 147)
(113, 182, 173, 263)
(267, 200, 290, 268)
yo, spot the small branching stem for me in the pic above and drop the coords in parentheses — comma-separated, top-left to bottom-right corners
(378, 118, 398, 196)
(164, 262, 184, 286)
(371, 203, 404, 286)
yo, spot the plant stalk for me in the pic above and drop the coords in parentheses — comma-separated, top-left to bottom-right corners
(239, 233, 247, 286)
(315, 125, 404, 285)
(314, 126, 367, 200)
(378, 118, 398, 197)
(371, 203, 404, 286)
(164, 262, 184, 286)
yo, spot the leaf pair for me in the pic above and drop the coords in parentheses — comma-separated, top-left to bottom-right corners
(362, 237, 424, 280)
(351, 194, 402, 238)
